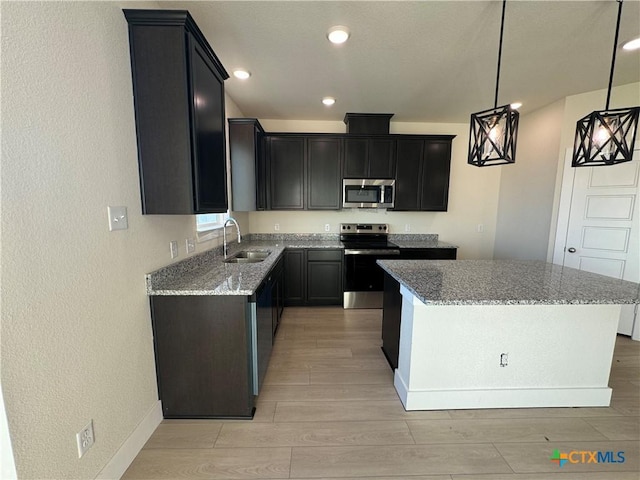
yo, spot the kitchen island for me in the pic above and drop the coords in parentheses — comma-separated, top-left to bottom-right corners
(378, 259, 640, 411)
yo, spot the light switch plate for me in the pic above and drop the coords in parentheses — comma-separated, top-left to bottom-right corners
(108, 206, 128, 231)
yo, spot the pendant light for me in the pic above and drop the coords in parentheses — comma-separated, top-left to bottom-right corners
(468, 0, 519, 167)
(572, 0, 640, 167)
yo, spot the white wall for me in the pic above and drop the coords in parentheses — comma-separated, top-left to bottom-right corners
(251, 120, 502, 259)
(0, 2, 243, 478)
(493, 99, 565, 260)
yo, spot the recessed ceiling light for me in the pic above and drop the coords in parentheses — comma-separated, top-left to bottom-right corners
(622, 36, 640, 51)
(233, 69, 251, 80)
(510, 102, 523, 110)
(327, 26, 350, 44)
(322, 97, 336, 106)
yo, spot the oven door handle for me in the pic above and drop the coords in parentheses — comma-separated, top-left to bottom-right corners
(344, 249, 401, 256)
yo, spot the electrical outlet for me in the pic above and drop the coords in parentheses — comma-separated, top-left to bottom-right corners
(170, 240, 178, 259)
(76, 420, 95, 458)
(274, 223, 280, 231)
(186, 237, 195, 254)
(405, 224, 411, 232)
(324, 224, 330, 232)
(500, 353, 508, 367)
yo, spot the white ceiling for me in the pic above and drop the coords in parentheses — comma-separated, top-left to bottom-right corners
(165, 0, 640, 123)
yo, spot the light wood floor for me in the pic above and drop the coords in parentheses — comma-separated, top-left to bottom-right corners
(123, 307, 640, 479)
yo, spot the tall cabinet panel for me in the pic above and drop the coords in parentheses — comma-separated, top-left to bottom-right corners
(124, 10, 229, 214)
(307, 137, 343, 210)
(268, 136, 305, 210)
(190, 39, 227, 212)
(228, 118, 265, 211)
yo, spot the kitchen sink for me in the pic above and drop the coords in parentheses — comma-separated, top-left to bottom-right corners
(223, 250, 271, 263)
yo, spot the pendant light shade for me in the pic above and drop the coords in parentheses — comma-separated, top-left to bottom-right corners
(571, 0, 640, 167)
(573, 107, 640, 166)
(468, 0, 519, 167)
(469, 105, 519, 166)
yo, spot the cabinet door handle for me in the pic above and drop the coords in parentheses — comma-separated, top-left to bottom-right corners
(567, 247, 576, 253)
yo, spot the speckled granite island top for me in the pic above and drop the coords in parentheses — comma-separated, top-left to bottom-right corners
(378, 259, 640, 306)
(146, 238, 343, 296)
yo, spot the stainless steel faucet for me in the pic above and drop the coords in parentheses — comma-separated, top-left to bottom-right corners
(223, 217, 241, 258)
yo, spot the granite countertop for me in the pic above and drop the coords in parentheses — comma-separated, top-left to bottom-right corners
(378, 259, 640, 306)
(387, 233, 457, 249)
(146, 237, 343, 296)
(146, 233, 457, 296)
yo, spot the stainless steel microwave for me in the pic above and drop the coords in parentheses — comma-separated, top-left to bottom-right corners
(343, 179, 395, 208)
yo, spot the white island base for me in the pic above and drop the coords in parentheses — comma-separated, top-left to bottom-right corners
(395, 286, 620, 411)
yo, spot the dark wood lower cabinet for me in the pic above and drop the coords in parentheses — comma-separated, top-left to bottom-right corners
(150, 257, 284, 419)
(382, 273, 402, 370)
(307, 250, 343, 305)
(284, 249, 343, 306)
(151, 295, 254, 418)
(381, 248, 457, 370)
(283, 249, 305, 305)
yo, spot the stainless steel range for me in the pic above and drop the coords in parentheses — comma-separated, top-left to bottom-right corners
(341, 223, 400, 309)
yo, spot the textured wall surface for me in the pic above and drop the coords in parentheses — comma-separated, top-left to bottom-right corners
(252, 120, 502, 260)
(493, 99, 565, 261)
(0, 2, 240, 478)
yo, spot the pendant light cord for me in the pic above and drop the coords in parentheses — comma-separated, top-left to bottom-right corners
(605, 0, 623, 110)
(494, 0, 507, 109)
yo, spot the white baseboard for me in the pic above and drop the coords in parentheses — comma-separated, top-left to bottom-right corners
(96, 400, 162, 480)
(395, 371, 612, 410)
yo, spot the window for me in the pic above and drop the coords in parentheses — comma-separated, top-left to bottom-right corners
(195, 212, 229, 241)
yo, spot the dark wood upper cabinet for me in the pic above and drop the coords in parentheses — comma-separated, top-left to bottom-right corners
(231, 119, 452, 212)
(307, 137, 342, 210)
(343, 137, 396, 179)
(394, 136, 454, 211)
(265, 134, 342, 210)
(267, 136, 305, 210)
(228, 119, 266, 211)
(343, 138, 368, 178)
(394, 139, 423, 210)
(421, 140, 453, 211)
(124, 10, 229, 214)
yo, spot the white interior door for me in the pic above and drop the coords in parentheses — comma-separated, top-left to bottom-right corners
(554, 147, 640, 337)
